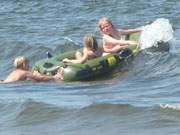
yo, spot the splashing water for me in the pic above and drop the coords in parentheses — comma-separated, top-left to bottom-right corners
(139, 18, 174, 50)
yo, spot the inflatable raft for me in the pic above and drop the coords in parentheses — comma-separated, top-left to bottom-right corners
(33, 32, 141, 81)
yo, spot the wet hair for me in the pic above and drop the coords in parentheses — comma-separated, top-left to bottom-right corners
(14, 56, 29, 68)
(98, 17, 114, 30)
(84, 34, 98, 51)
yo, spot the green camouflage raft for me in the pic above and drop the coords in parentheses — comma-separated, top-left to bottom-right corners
(33, 32, 141, 81)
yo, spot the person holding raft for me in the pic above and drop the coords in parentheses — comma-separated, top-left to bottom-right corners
(98, 17, 143, 55)
(0, 56, 62, 83)
(63, 34, 103, 64)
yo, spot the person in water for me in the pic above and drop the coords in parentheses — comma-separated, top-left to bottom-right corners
(63, 34, 103, 64)
(98, 17, 142, 54)
(0, 56, 62, 83)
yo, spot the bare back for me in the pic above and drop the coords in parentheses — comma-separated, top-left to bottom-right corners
(83, 47, 103, 60)
(3, 69, 28, 83)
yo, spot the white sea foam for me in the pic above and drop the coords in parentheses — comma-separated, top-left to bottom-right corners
(139, 18, 174, 50)
(160, 104, 180, 111)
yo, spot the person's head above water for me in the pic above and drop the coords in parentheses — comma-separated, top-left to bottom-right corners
(98, 17, 115, 35)
(14, 56, 29, 70)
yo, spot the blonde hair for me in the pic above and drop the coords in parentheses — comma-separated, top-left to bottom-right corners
(84, 34, 98, 51)
(98, 17, 114, 30)
(14, 56, 29, 68)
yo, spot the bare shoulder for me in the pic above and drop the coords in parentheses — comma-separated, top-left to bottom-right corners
(1, 69, 27, 83)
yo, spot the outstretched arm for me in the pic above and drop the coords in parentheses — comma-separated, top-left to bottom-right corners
(103, 35, 138, 53)
(26, 71, 55, 81)
(63, 52, 88, 64)
(119, 28, 143, 35)
(103, 45, 126, 53)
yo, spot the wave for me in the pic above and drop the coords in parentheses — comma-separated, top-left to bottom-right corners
(1, 99, 180, 129)
(1, 99, 179, 116)
(0, 99, 68, 126)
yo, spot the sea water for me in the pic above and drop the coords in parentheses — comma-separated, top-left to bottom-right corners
(0, 0, 180, 135)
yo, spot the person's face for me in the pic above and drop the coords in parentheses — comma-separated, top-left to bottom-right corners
(100, 22, 113, 35)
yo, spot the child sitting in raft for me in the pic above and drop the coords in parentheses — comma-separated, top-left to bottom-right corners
(98, 17, 143, 55)
(63, 34, 103, 64)
(0, 56, 62, 83)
